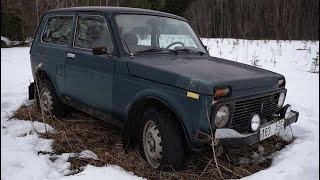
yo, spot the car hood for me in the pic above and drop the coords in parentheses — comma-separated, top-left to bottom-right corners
(127, 55, 284, 95)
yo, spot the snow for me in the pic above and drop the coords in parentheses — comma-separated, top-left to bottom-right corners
(1, 36, 21, 46)
(1, 119, 59, 180)
(202, 38, 319, 180)
(60, 165, 144, 180)
(78, 150, 99, 160)
(1, 36, 11, 45)
(1, 47, 143, 180)
(1, 39, 319, 179)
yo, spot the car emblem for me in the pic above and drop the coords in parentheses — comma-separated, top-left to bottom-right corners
(260, 102, 264, 112)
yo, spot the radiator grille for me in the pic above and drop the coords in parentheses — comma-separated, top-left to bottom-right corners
(231, 92, 280, 133)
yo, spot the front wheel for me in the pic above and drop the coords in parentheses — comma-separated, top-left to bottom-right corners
(140, 107, 186, 170)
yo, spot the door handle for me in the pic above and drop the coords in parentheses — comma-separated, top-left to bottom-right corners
(66, 53, 75, 59)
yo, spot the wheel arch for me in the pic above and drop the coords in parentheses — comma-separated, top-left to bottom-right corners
(34, 68, 57, 91)
(35, 68, 63, 96)
(35, 69, 51, 83)
(122, 93, 193, 152)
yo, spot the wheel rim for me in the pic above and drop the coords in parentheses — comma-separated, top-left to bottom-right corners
(143, 120, 162, 168)
(40, 87, 53, 115)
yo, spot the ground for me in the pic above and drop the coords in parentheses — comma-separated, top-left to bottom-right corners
(1, 39, 319, 179)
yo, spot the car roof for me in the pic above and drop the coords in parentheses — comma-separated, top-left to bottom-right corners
(46, 6, 186, 21)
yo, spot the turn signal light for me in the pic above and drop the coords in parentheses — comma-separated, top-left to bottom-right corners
(278, 79, 285, 87)
(214, 87, 230, 98)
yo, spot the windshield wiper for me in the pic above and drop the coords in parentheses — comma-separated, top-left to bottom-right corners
(134, 48, 204, 55)
(174, 48, 205, 55)
(135, 48, 164, 54)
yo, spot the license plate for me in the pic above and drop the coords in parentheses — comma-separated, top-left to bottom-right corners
(260, 119, 285, 141)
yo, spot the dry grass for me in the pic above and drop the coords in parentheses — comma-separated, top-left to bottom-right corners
(11, 103, 292, 179)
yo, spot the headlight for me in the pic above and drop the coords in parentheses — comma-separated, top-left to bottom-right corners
(214, 105, 230, 128)
(251, 114, 261, 131)
(277, 92, 285, 108)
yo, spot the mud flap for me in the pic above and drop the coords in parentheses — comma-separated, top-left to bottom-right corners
(28, 82, 35, 100)
(121, 124, 136, 153)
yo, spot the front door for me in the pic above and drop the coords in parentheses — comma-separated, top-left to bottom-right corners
(64, 13, 116, 113)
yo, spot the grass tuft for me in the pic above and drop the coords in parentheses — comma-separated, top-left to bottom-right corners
(11, 103, 292, 179)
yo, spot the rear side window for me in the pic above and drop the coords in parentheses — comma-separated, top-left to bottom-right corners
(42, 16, 73, 45)
(74, 15, 114, 53)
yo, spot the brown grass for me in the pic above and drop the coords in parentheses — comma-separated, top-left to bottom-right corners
(11, 103, 292, 180)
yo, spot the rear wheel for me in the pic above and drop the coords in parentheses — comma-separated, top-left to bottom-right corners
(140, 107, 186, 170)
(36, 79, 66, 118)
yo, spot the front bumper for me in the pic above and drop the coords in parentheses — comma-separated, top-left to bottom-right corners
(214, 110, 299, 147)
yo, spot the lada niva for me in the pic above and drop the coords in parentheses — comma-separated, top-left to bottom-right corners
(29, 7, 299, 170)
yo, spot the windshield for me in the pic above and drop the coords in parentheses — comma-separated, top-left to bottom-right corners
(115, 14, 206, 54)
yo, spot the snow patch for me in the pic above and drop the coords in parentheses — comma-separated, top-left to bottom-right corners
(78, 150, 99, 160)
(1, 39, 319, 179)
(1, 47, 144, 180)
(60, 165, 144, 180)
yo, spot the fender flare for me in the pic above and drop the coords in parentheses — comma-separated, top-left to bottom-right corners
(34, 66, 58, 92)
(122, 90, 194, 151)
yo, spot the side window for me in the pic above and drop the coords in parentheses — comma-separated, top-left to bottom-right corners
(42, 16, 73, 45)
(74, 15, 114, 53)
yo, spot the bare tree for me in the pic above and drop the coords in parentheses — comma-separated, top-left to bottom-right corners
(184, 0, 319, 40)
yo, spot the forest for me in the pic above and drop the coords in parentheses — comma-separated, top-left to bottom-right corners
(1, 0, 319, 41)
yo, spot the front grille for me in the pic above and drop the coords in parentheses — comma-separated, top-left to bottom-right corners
(231, 92, 280, 133)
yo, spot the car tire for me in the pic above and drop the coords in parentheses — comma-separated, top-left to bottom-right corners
(140, 107, 186, 171)
(1, 40, 6, 47)
(36, 79, 66, 118)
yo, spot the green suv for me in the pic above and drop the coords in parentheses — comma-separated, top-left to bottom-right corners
(28, 7, 299, 170)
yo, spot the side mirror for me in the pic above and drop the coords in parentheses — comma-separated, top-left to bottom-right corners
(92, 46, 109, 55)
(204, 45, 208, 51)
